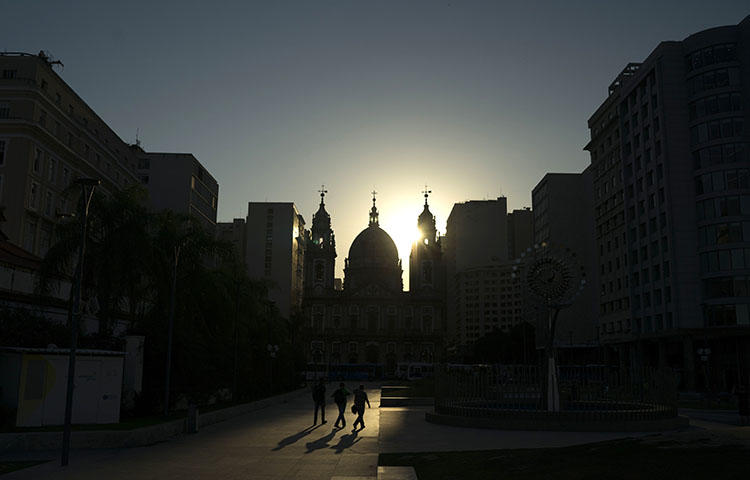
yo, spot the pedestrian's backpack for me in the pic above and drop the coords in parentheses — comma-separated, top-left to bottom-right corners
(334, 388, 347, 404)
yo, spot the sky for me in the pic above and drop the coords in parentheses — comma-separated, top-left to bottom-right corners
(4, 1, 748, 286)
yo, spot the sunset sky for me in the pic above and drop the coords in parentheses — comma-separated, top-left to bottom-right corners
(4, 1, 747, 286)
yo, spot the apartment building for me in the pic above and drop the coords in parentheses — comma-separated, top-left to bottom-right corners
(531, 171, 598, 354)
(0, 52, 139, 257)
(584, 16, 750, 389)
(136, 150, 218, 231)
(245, 202, 305, 319)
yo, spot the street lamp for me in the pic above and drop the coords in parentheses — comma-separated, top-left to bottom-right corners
(267, 344, 279, 393)
(61, 177, 100, 467)
(232, 277, 242, 400)
(164, 243, 181, 417)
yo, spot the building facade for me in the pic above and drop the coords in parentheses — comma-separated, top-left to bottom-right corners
(135, 151, 218, 231)
(0, 52, 140, 257)
(454, 263, 525, 343)
(301, 192, 445, 377)
(245, 202, 305, 319)
(507, 207, 533, 260)
(584, 16, 750, 390)
(216, 217, 247, 265)
(444, 198, 510, 347)
(531, 171, 598, 354)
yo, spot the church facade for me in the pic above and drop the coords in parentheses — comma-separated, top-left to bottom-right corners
(301, 190, 445, 377)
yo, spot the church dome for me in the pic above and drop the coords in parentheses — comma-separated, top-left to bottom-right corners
(348, 225, 399, 269)
(344, 194, 403, 292)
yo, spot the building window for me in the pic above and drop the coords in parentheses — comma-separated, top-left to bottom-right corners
(314, 260, 325, 283)
(24, 218, 37, 252)
(0, 139, 5, 166)
(33, 149, 42, 173)
(44, 191, 53, 217)
(61, 165, 70, 188)
(47, 158, 56, 182)
(29, 181, 39, 210)
(0, 102, 9, 119)
(2, 70, 17, 79)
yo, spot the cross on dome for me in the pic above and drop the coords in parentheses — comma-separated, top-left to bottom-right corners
(369, 189, 379, 227)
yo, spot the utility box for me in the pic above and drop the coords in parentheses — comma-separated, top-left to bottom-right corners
(0, 347, 125, 427)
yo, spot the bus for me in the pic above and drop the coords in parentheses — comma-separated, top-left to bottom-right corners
(395, 362, 434, 381)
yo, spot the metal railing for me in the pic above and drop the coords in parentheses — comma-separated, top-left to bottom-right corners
(434, 364, 678, 421)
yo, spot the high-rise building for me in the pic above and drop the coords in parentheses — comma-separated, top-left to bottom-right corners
(531, 171, 598, 355)
(584, 15, 750, 389)
(584, 68, 630, 348)
(443, 197, 536, 350)
(454, 264, 524, 344)
(216, 218, 246, 264)
(245, 202, 305, 319)
(0, 52, 140, 256)
(507, 207, 533, 259)
(445, 198, 509, 271)
(135, 151, 218, 231)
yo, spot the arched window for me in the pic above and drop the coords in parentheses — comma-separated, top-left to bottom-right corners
(314, 260, 325, 283)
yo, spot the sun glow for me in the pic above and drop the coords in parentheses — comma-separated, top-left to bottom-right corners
(380, 207, 422, 267)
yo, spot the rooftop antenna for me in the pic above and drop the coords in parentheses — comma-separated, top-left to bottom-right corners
(135, 128, 141, 148)
(38, 50, 64, 70)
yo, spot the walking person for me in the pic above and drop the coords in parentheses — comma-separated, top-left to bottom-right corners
(734, 377, 749, 426)
(331, 382, 351, 429)
(352, 384, 371, 431)
(312, 378, 327, 425)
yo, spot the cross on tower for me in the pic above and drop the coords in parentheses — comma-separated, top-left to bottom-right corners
(318, 185, 328, 204)
(371, 189, 377, 206)
(422, 185, 432, 206)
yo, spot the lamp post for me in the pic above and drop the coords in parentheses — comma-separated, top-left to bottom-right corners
(232, 278, 242, 399)
(61, 178, 100, 467)
(267, 344, 279, 393)
(164, 243, 181, 417)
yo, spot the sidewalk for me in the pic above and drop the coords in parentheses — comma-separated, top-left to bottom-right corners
(2, 383, 382, 480)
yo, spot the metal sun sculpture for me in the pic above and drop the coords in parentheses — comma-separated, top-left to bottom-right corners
(512, 242, 587, 412)
(515, 242, 586, 308)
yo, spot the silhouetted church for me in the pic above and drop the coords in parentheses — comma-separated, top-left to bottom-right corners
(302, 190, 445, 377)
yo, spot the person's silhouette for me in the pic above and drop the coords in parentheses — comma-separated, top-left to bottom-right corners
(312, 378, 327, 425)
(352, 384, 371, 431)
(331, 382, 351, 428)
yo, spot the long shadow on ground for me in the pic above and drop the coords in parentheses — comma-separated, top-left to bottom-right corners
(305, 428, 338, 453)
(330, 429, 361, 454)
(272, 424, 321, 451)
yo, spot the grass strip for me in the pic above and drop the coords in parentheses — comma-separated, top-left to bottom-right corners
(379, 438, 750, 480)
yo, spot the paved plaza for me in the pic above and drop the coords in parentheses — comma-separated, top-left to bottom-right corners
(2, 384, 745, 479)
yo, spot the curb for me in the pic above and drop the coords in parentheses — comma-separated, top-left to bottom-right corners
(380, 397, 435, 407)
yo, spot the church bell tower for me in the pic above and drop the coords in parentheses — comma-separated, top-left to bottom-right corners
(305, 186, 336, 293)
(410, 187, 444, 293)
